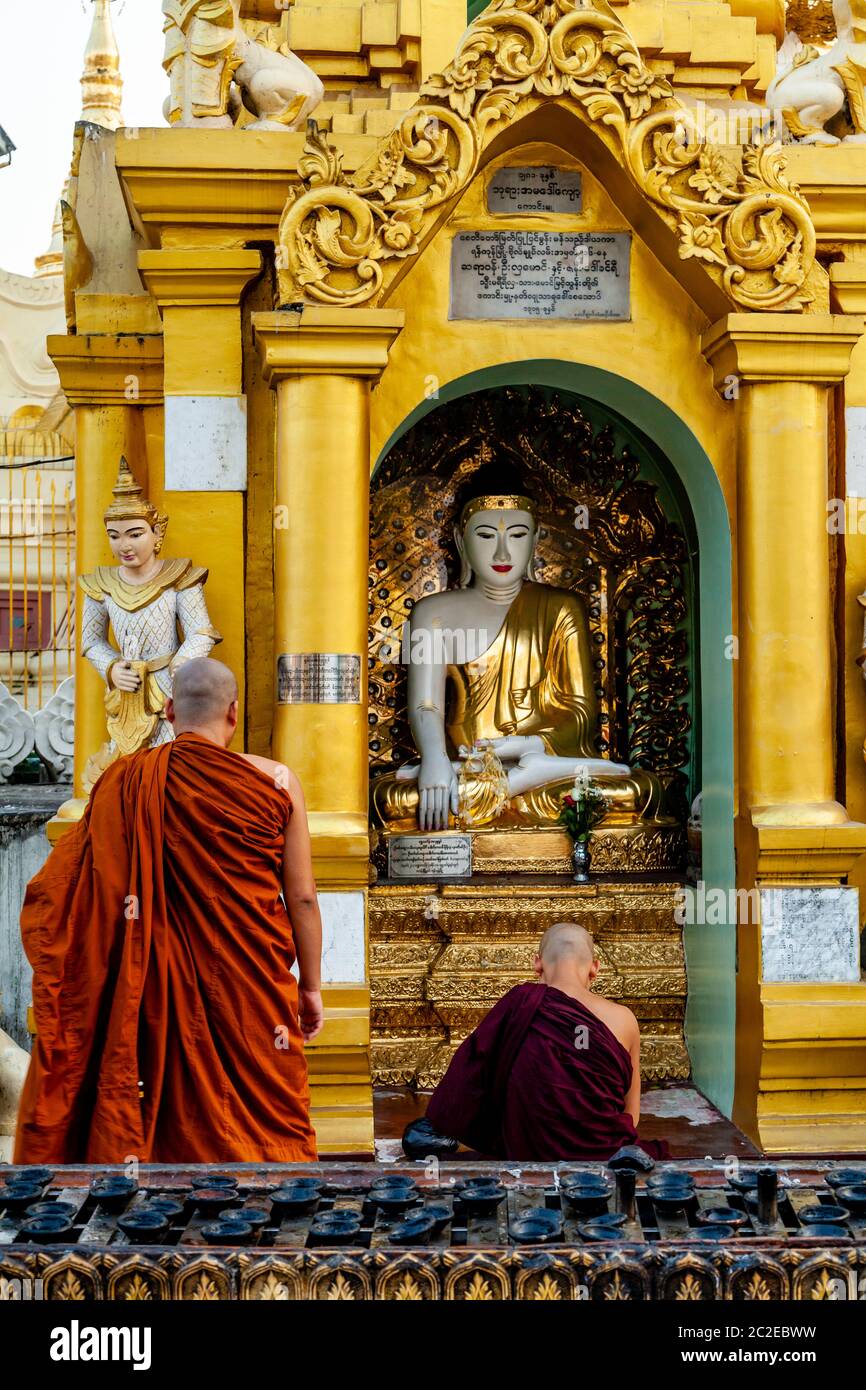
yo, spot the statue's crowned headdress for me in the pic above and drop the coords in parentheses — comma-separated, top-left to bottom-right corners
(103, 457, 168, 552)
(455, 460, 539, 587)
(457, 460, 537, 527)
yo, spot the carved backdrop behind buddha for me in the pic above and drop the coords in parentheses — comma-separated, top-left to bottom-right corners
(368, 387, 694, 860)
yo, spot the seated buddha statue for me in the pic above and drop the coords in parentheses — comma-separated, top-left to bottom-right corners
(372, 465, 668, 833)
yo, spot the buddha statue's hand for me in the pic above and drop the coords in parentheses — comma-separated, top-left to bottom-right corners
(109, 660, 143, 693)
(417, 751, 459, 831)
(506, 751, 561, 796)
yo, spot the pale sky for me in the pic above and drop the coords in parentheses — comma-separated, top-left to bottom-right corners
(0, 0, 166, 276)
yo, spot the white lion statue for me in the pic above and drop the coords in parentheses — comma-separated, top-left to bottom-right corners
(767, 0, 866, 142)
(162, 0, 324, 131)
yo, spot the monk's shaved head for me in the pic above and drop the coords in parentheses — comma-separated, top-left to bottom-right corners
(538, 922, 597, 967)
(171, 658, 238, 728)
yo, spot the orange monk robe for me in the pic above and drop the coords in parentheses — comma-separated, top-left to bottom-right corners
(15, 732, 316, 1164)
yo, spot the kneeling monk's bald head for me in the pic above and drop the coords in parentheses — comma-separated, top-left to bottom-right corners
(539, 922, 600, 967)
(168, 658, 239, 745)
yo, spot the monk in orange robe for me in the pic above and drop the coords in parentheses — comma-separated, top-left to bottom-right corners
(15, 658, 322, 1164)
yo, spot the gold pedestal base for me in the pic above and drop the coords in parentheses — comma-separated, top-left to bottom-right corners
(370, 880, 690, 1089)
(372, 823, 686, 877)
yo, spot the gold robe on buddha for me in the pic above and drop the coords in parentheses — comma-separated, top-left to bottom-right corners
(372, 583, 662, 828)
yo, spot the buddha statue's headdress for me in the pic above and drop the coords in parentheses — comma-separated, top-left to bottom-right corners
(455, 460, 539, 587)
(103, 457, 168, 553)
(458, 460, 537, 528)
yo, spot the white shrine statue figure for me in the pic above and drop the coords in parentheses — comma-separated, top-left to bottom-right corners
(766, 0, 866, 143)
(161, 0, 324, 130)
(372, 466, 666, 833)
(79, 459, 221, 770)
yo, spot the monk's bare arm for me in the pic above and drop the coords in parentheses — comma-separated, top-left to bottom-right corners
(624, 1015, 641, 1126)
(281, 771, 324, 1041)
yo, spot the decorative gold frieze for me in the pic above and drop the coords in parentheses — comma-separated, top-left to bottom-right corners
(277, 0, 819, 313)
(174, 1258, 232, 1301)
(104, 1256, 170, 1302)
(658, 1254, 721, 1301)
(238, 1254, 305, 1300)
(308, 1257, 373, 1301)
(442, 1253, 511, 1301)
(727, 1255, 788, 1301)
(512, 1253, 580, 1301)
(42, 1256, 99, 1302)
(373, 1254, 440, 1300)
(587, 1254, 652, 1301)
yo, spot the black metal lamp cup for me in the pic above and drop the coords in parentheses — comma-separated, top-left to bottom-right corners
(90, 1176, 139, 1212)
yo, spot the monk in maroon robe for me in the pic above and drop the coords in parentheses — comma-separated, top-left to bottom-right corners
(424, 922, 669, 1162)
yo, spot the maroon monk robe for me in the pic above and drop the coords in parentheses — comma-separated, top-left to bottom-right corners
(425, 982, 669, 1162)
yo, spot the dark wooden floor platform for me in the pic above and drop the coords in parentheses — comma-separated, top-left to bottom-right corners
(372, 1081, 760, 1161)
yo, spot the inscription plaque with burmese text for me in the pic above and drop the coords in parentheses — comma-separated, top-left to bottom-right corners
(277, 653, 361, 704)
(450, 231, 631, 321)
(387, 833, 473, 879)
(487, 165, 583, 215)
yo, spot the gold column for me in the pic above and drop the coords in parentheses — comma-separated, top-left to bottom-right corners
(254, 307, 404, 1154)
(46, 334, 164, 815)
(138, 248, 262, 737)
(703, 314, 864, 825)
(254, 308, 404, 871)
(703, 312, 866, 1151)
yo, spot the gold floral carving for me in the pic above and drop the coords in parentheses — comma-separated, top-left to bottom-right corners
(255, 1272, 292, 1300)
(189, 1273, 221, 1301)
(121, 1274, 154, 1301)
(532, 1273, 564, 1300)
(326, 1272, 357, 1300)
(463, 1272, 496, 1300)
(238, 1255, 304, 1300)
(741, 1272, 772, 1300)
(602, 1270, 631, 1300)
(673, 1272, 706, 1300)
(392, 1273, 425, 1300)
(809, 1267, 845, 1300)
(49, 1269, 87, 1301)
(309, 1259, 373, 1301)
(277, 0, 817, 313)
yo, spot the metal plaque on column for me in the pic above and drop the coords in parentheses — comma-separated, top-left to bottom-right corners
(277, 653, 361, 704)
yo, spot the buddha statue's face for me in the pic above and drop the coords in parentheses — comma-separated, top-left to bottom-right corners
(106, 517, 159, 571)
(459, 508, 536, 591)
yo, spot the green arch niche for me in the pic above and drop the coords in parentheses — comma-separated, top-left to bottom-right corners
(375, 360, 736, 1117)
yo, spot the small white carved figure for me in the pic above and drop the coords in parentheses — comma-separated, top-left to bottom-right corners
(767, 0, 866, 143)
(162, 0, 324, 131)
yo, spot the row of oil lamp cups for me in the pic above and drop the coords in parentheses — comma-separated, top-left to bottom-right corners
(560, 1166, 866, 1243)
(3, 1167, 866, 1247)
(0, 1172, 516, 1248)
